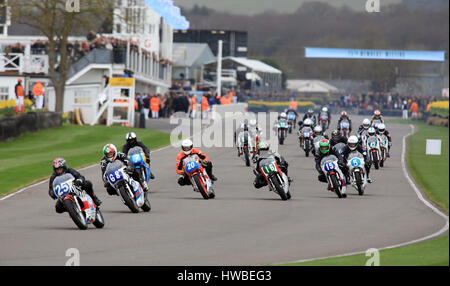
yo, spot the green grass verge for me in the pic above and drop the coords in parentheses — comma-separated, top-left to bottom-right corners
(0, 124, 171, 197)
(278, 118, 449, 266)
(280, 235, 448, 266)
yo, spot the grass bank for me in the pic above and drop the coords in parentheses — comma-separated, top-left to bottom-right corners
(278, 118, 448, 266)
(0, 124, 171, 197)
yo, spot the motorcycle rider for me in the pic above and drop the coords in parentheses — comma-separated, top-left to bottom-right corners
(122, 132, 155, 180)
(176, 139, 218, 186)
(357, 118, 371, 136)
(315, 139, 349, 194)
(252, 141, 292, 189)
(100, 144, 137, 196)
(329, 129, 348, 147)
(341, 135, 373, 183)
(49, 158, 102, 213)
(376, 123, 392, 158)
(318, 106, 331, 128)
(302, 109, 317, 127)
(371, 110, 385, 126)
(337, 111, 352, 134)
(313, 125, 328, 138)
(249, 119, 261, 158)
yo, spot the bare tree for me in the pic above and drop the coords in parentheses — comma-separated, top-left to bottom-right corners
(6, 0, 114, 112)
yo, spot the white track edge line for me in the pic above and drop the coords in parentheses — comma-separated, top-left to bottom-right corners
(274, 124, 449, 265)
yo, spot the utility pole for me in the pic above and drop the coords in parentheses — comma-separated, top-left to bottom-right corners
(216, 40, 223, 97)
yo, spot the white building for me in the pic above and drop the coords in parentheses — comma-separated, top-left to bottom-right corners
(0, 0, 177, 125)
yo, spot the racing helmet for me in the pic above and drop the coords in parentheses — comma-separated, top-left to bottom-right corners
(322, 107, 328, 112)
(126, 132, 137, 145)
(303, 118, 313, 127)
(348, 135, 359, 151)
(362, 118, 371, 129)
(181, 139, 194, 155)
(319, 139, 330, 154)
(307, 109, 314, 116)
(103, 144, 118, 163)
(377, 123, 386, 134)
(331, 129, 340, 139)
(249, 119, 257, 129)
(258, 141, 270, 152)
(368, 127, 376, 136)
(280, 112, 287, 120)
(374, 110, 381, 117)
(52, 158, 67, 174)
(314, 125, 323, 136)
(341, 111, 348, 118)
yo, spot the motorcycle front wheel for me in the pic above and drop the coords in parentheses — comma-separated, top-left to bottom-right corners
(93, 208, 105, 228)
(193, 174, 210, 200)
(330, 174, 343, 198)
(64, 198, 88, 230)
(119, 185, 140, 213)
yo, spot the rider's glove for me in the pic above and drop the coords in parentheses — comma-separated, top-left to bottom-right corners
(201, 160, 208, 167)
(73, 179, 83, 186)
(126, 166, 134, 174)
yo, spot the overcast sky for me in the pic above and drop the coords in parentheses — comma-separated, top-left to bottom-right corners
(173, 0, 402, 15)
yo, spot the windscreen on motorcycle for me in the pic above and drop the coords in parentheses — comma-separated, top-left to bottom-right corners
(183, 154, 200, 166)
(348, 152, 364, 160)
(128, 146, 144, 156)
(340, 120, 350, 129)
(105, 160, 126, 174)
(52, 173, 75, 190)
(367, 136, 378, 145)
(333, 143, 346, 154)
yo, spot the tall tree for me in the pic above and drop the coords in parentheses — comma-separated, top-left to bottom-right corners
(6, 0, 114, 112)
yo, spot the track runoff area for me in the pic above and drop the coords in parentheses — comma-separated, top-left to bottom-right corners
(0, 111, 447, 274)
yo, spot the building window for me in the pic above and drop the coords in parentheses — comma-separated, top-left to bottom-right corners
(0, 87, 9, 100)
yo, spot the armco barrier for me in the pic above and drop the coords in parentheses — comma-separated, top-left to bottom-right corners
(211, 103, 248, 120)
(0, 112, 62, 141)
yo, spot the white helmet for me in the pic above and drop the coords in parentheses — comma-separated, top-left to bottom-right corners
(314, 125, 323, 135)
(362, 118, 371, 129)
(348, 135, 359, 151)
(322, 107, 328, 112)
(303, 118, 313, 127)
(280, 112, 287, 120)
(249, 119, 257, 128)
(378, 123, 386, 134)
(368, 127, 376, 136)
(181, 139, 194, 155)
(126, 132, 137, 142)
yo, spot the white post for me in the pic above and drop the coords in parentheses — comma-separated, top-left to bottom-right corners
(216, 40, 223, 97)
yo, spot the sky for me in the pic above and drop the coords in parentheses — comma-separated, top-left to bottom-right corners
(173, 0, 402, 15)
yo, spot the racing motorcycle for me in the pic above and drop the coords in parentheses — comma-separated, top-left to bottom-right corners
(277, 120, 289, 145)
(378, 134, 389, 167)
(320, 155, 347, 198)
(52, 174, 105, 230)
(347, 152, 367, 196)
(237, 130, 252, 167)
(287, 113, 296, 134)
(127, 146, 151, 191)
(366, 136, 381, 170)
(257, 156, 291, 201)
(299, 126, 313, 157)
(183, 154, 216, 200)
(105, 160, 151, 213)
(339, 120, 351, 138)
(320, 113, 329, 131)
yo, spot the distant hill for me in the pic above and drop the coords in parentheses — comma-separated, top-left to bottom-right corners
(174, 0, 402, 15)
(402, 0, 449, 11)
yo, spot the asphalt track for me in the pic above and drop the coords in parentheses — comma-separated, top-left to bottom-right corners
(0, 115, 447, 266)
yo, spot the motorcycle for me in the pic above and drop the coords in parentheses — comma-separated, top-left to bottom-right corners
(366, 136, 381, 170)
(320, 113, 329, 131)
(299, 127, 313, 157)
(347, 152, 367, 196)
(52, 174, 105, 230)
(257, 156, 291, 201)
(183, 154, 215, 200)
(237, 130, 253, 167)
(287, 113, 296, 134)
(105, 160, 151, 213)
(277, 120, 289, 145)
(320, 155, 347, 198)
(378, 134, 389, 167)
(127, 146, 151, 191)
(339, 120, 350, 138)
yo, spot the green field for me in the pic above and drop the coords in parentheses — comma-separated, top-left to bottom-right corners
(278, 118, 449, 266)
(0, 124, 171, 196)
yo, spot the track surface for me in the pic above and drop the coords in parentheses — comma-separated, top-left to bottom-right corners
(0, 115, 447, 266)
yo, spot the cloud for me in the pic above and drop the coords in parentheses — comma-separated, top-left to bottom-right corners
(146, 0, 190, 30)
